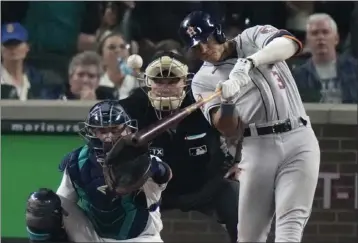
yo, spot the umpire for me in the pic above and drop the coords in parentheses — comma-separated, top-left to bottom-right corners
(119, 51, 240, 242)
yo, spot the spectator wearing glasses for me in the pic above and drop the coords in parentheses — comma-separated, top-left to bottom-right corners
(293, 13, 358, 104)
(97, 32, 140, 100)
(61, 51, 116, 101)
(1, 23, 63, 100)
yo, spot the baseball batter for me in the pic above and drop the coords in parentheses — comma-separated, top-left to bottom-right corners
(179, 11, 320, 242)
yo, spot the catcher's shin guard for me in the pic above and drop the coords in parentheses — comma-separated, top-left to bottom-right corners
(26, 188, 68, 242)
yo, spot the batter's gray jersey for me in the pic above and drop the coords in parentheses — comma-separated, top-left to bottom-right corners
(191, 25, 306, 126)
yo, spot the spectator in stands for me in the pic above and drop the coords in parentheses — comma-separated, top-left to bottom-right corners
(1, 2, 104, 84)
(96, 2, 136, 44)
(293, 13, 358, 104)
(1, 23, 63, 100)
(61, 51, 117, 101)
(96, 2, 140, 55)
(22, 2, 101, 54)
(97, 32, 140, 100)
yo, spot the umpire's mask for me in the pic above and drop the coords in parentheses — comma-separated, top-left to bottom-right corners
(143, 51, 192, 119)
(79, 100, 138, 165)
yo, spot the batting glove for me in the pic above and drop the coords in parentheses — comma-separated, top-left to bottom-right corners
(216, 58, 255, 101)
(216, 79, 241, 101)
(229, 58, 255, 82)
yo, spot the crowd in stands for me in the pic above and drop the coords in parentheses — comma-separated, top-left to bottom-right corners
(1, 1, 358, 104)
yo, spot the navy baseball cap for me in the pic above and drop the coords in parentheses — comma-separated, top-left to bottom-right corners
(1, 23, 28, 44)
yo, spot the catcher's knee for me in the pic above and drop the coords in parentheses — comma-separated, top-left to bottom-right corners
(26, 188, 68, 242)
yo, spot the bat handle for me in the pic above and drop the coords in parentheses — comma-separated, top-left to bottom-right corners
(186, 90, 222, 113)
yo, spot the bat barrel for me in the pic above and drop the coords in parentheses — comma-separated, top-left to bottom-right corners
(130, 91, 222, 146)
(130, 111, 187, 146)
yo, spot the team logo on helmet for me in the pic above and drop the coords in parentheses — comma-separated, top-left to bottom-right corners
(6, 24, 14, 33)
(186, 26, 197, 38)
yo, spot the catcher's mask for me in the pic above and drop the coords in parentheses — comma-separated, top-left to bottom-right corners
(103, 136, 152, 195)
(79, 100, 138, 164)
(142, 51, 193, 119)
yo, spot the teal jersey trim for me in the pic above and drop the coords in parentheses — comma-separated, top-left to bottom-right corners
(78, 145, 89, 170)
(71, 145, 144, 240)
(118, 195, 137, 239)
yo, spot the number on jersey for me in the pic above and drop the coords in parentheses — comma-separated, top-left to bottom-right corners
(272, 70, 285, 89)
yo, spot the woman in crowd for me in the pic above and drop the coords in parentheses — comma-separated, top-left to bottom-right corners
(97, 31, 140, 100)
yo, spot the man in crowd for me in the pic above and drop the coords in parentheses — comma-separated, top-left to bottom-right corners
(60, 51, 117, 100)
(293, 13, 358, 103)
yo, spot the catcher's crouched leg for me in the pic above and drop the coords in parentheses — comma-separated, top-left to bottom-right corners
(26, 188, 68, 242)
(213, 179, 240, 243)
(60, 194, 164, 243)
(58, 195, 103, 242)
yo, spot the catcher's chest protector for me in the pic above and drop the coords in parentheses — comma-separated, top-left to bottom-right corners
(65, 146, 159, 240)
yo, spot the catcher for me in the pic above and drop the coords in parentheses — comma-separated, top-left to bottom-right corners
(119, 51, 240, 243)
(25, 100, 172, 242)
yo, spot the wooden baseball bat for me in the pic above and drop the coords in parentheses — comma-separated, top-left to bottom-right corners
(130, 90, 222, 146)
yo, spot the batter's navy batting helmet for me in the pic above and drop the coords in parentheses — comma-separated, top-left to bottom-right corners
(179, 11, 226, 48)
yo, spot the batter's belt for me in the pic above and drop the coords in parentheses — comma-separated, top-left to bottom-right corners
(243, 116, 310, 137)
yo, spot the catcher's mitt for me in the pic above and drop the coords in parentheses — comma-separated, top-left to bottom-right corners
(103, 136, 152, 194)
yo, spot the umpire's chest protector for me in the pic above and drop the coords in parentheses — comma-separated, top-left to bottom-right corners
(61, 146, 153, 239)
(149, 107, 228, 185)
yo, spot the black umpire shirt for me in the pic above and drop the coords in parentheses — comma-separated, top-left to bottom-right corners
(119, 88, 233, 195)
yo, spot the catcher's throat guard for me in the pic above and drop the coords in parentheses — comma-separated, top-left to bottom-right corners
(103, 136, 152, 194)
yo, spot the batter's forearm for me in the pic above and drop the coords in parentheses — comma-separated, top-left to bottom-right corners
(212, 104, 239, 137)
(247, 37, 298, 67)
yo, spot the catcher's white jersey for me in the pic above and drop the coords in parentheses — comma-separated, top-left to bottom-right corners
(191, 25, 306, 125)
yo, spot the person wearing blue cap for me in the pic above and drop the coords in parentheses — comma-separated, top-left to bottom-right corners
(1, 22, 29, 44)
(1, 22, 64, 100)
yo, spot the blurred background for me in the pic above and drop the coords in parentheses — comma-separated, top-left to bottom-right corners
(1, 1, 357, 243)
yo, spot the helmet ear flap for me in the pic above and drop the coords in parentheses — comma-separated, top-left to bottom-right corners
(213, 24, 226, 44)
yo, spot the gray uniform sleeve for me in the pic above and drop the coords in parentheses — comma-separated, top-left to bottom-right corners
(240, 25, 302, 52)
(191, 70, 221, 124)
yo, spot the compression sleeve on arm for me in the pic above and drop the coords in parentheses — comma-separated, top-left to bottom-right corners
(247, 37, 298, 67)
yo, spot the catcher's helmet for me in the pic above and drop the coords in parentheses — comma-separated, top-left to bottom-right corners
(80, 100, 138, 164)
(179, 11, 226, 48)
